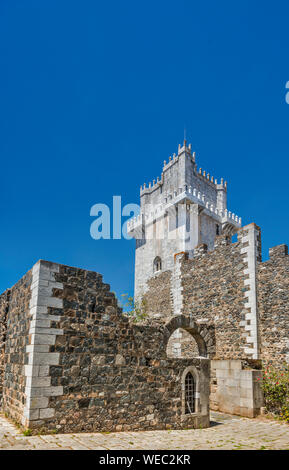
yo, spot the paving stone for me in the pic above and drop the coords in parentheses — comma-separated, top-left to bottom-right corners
(0, 412, 288, 450)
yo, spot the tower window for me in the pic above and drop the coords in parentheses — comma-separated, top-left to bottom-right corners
(185, 372, 195, 414)
(216, 224, 220, 236)
(153, 256, 162, 273)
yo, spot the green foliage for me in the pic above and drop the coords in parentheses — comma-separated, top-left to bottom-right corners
(50, 428, 58, 434)
(261, 364, 289, 423)
(120, 293, 148, 323)
(23, 428, 32, 436)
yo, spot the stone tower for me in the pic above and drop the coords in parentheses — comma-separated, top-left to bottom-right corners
(128, 140, 242, 301)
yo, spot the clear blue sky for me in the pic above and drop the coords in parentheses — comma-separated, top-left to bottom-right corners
(1, 0, 289, 301)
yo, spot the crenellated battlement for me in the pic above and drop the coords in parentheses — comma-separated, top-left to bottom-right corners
(128, 184, 241, 236)
(133, 139, 242, 300)
(140, 141, 227, 196)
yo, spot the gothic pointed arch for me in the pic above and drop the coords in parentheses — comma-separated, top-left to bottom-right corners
(153, 256, 162, 273)
(181, 365, 200, 415)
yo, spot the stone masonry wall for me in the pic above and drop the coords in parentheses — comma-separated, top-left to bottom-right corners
(180, 236, 247, 359)
(1, 271, 33, 424)
(0, 290, 10, 401)
(1, 260, 210, 433)
(210, 360, 263, 418)
(141, 224, 289, 418)
(143, 224, 270, 363)
(181, 226, 263, 360)
(143, 270, 172, 318)
(142, 233, 249, 359)
(40, 262, 209, 433)
(258, 244, 289, 366)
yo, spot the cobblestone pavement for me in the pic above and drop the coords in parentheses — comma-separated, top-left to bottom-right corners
(0, 412, 288, 450)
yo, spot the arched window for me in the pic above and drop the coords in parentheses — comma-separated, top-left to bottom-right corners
(185, 372, 195, 414)
(153, 256, 162, 273)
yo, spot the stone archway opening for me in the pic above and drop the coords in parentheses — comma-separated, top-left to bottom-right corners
(166, 328, 200, 358)
(164, 314, 212, 358)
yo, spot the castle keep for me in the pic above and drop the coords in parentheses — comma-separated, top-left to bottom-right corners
(0, 140, 288, 431)
(129, 140, 241, 301)
(128, 140, 288, 416)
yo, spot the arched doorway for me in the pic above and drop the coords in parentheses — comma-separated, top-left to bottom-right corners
(166, 328, 199, 358)
(164, 314, 214, 358)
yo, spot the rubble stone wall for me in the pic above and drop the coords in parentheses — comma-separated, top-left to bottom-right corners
(258, 244, 289, 366)
(142, 224, 288, 368)
(142, 270, 172, 319)
(143, 231, 250, 359)
(141, 225, 288, 417)
(0, 290, 10, 401)
(1, 261, 210, 433)
(1, 271, 32, 424)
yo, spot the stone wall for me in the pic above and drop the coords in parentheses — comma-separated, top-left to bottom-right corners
(143, 270, 172, 318)
(1, 222, 287, 428)
(143, 230, 251, 359)
(0, 290, 10, 401)
(180, 226, 263, 360)
(258, 244, 289, 366)
(210, 360, 263, 418)
(142, 223, 288, 366)
(1, 271, 32, 424)
(1, 260, 210, 433)
(141, 223, 288, 417)
(181, 236, 247, 359)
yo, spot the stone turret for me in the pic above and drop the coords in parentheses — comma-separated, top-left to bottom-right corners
(128, 140, 241, 300)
